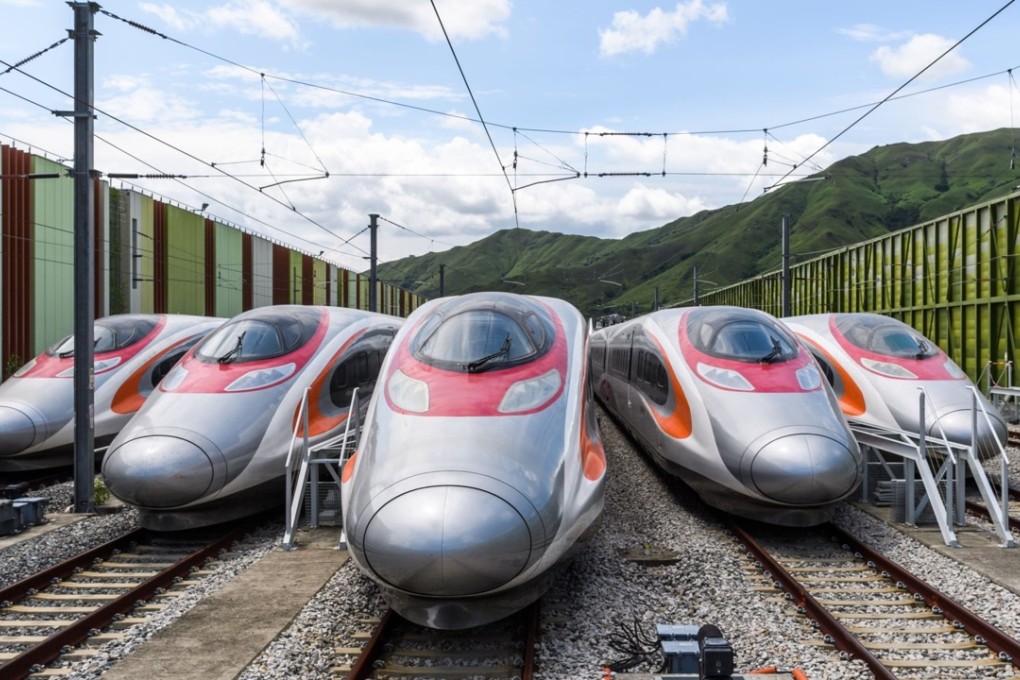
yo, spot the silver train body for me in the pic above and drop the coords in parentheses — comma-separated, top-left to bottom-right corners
(590, 306, 862, 527)
(103, 305, 400, 530)
(783, 313, 1007, 453)
(0, 314, 223, 472)
(341, 292, 606, 630)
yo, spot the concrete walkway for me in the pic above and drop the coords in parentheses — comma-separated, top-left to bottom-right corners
(101, 526, 347, 680)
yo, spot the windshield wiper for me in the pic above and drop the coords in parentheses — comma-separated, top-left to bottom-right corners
(217, 331, 246, 364)
(760, 336, 782, 364)
(915, 339, 930, 360)
(467, 335, 512, 373)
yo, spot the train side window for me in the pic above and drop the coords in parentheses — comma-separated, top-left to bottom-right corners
(329, 360, 355, 409)
(656, 364, 668, 391)
(329, 350, 373, 410)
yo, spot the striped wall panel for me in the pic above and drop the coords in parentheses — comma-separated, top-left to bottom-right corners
(215, 222, 243, 318)
(1, 145, 31, 374)
(250, 235, 273, 308)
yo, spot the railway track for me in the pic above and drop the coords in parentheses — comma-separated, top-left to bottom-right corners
(0, 520, 258, 679)
(338, 602, 539, 680)
(732, 520, 1020, 679)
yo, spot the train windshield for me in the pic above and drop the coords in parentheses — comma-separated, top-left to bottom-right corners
(47, 315, 158, 357)
(413, 296, 554, 373)
(687, 308, 797, 363)
(834, 314, 937, 359)
(197, 307, 320, 364)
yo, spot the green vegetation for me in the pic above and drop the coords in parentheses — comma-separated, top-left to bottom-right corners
(378, 128, 1020, 318)
(93, 478, 111, 507)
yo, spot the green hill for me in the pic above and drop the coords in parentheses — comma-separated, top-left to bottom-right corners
(378, 128, 1020, 317)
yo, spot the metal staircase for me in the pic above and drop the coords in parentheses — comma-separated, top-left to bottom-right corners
(851, 386, 1014, 548)
(283, 388, 361, 550)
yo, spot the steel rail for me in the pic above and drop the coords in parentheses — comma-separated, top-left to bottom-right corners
(0, 527, 148, 600)
(726, 519, 898, 680)
(0, 521, 256, 679)
(965, 498, 1020, 533)
(344, 609, 396, 680)
(828, 523, 1020, 669)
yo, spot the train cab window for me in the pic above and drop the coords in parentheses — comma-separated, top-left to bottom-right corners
(834, 314, 936, 359)
(413, 295, 554, 373)
(196, 307, 320, 364)
(48, 315, 158, 357)
(688, 308, 797, 364)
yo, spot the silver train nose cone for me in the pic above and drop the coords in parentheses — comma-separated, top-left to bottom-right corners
(104, 436, 216, 508)
(363, 486, 532, 597)
(0, 406, 36, 455)
(931, 409, 1007, 452)
(751, 435, 860, 505)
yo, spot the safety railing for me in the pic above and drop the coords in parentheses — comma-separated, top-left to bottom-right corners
(978, 356, 1012, 395)
(851, 387, 1015, 548)
(282, 388, 361, 550)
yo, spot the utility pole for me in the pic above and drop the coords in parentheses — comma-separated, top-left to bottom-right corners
(439, 263, 446, 297)
(368, 214, 378, 312)
(781, 213, 791, 317)
(69, 2, 98, 513)
(693, 264, 700, 306)
(653, 286, 659, 312)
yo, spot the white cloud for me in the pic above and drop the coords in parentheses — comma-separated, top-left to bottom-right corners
(99, 76, 203, 123)
(836, 23, 910, 43)
(281, 0, 511, 41)
(943, 84, 1012, 134)
(617, 184, 708, 221)
(206, 0, 302, 42)
(598, 0, 728, 57)
(869, 34, 969, 80)
(140, 1, 302, 43)
(138, 3, 188, 30)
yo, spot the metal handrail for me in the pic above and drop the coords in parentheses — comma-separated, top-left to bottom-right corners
(966, 386, 1015, 547)
(283, 388, 312, 550)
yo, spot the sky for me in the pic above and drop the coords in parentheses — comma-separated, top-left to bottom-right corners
(0, 0, 1018, 275)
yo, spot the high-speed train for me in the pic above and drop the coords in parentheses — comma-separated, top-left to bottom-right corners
(783, 313, 1007, 453)
(102, 305, 400, 530)
(591, 306, 862, 527)
(0, 314, 223, 472)
(341, 292, 605, 630)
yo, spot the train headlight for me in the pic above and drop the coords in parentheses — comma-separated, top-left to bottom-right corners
(12, 358, 36, 378)
(388, 369, 429, 413)
(499, 368, 561, 413)
(57, 356, 123, 378)
(795, 363, 822, 390)
(696, 363, 753, 391)
(943, 358, 967, 379)
(224, 362, 296, 391)
(94, 357, 123, 374)
(860, 357, 916, 379)
(160, 364, 188, 392)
